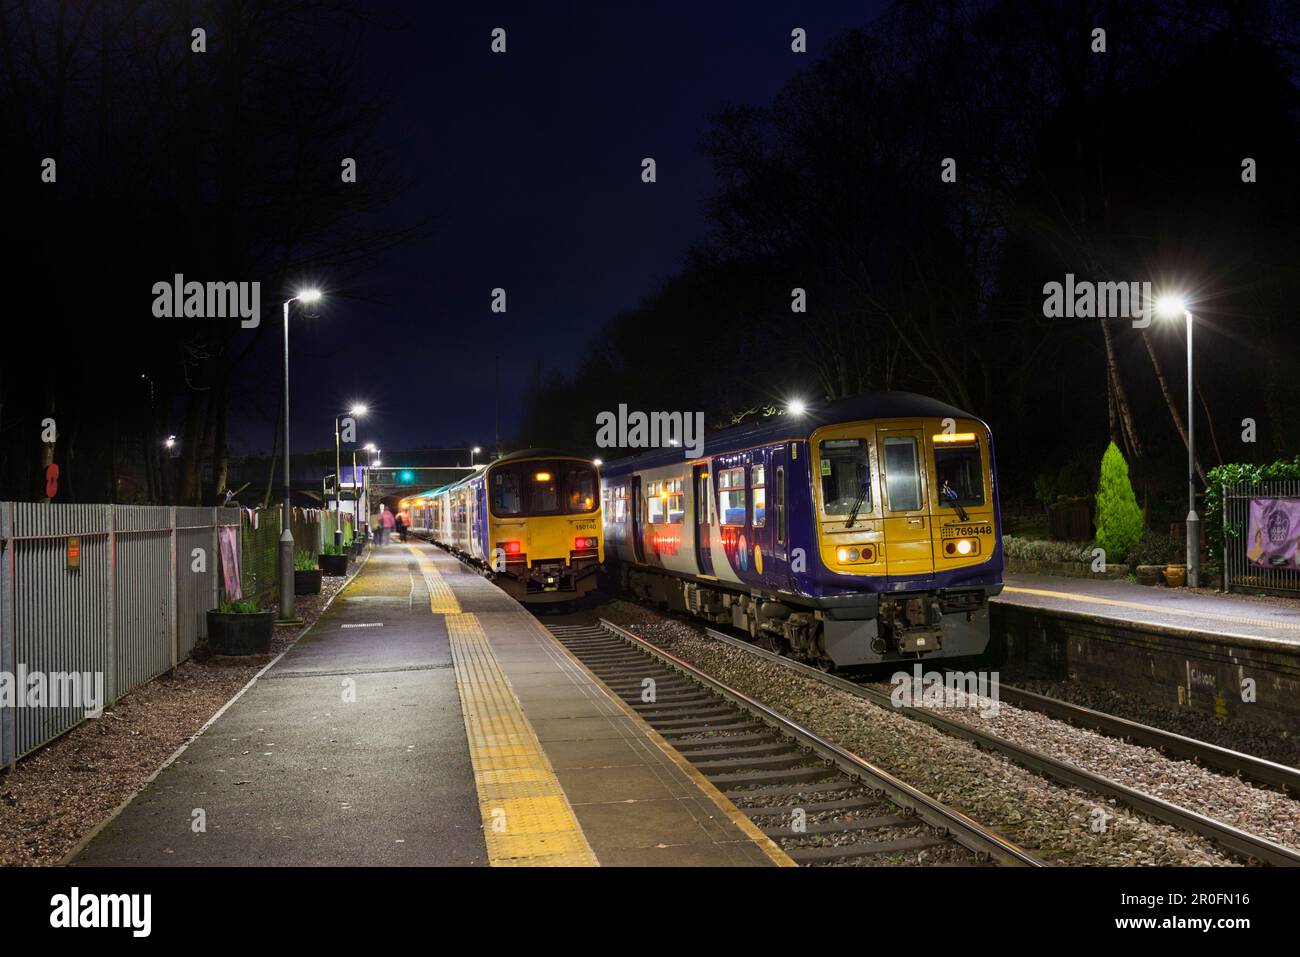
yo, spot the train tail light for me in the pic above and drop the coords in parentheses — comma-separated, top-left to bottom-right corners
(573, 537, 599, 551)
(497, 540, 522, 556)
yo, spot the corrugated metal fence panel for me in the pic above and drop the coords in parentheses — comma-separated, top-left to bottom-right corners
(1, 501, 12, 766)
(1223, 480, 1300, 595)
(10, 502, 111, 538)
(176, 524, 215, 658)
(113, 520, 173, 697)
(13, 529, 112, 757)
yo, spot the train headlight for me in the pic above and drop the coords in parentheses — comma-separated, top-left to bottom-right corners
(836, 546, 865, 563)
(956, 538, 973, 555)
(944, 539, 980, 557)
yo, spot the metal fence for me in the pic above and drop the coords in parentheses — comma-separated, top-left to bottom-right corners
(0, 504, 240, 767)
(1222, 480, 1300, 595)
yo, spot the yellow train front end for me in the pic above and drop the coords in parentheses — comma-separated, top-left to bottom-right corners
(485, 451, 604, 605)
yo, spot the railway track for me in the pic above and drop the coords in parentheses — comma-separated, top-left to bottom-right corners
(546, 621, 1045, 867)
(694, 624, 1300, 867)
(992, 683, 1300, 796)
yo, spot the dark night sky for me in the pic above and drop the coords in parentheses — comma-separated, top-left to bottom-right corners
(245, 1, 887, 460)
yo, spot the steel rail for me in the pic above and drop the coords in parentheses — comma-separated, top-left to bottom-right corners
(597, 619, 1046, 867)
(993, 683, 1300, 796)
(699, 626, 1300, 867)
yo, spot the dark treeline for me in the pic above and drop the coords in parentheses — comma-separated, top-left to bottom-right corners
(0, 0, 416, 505)
(516, 0, 1300, 523)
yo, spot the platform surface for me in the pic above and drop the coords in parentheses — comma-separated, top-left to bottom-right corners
(998, 573, 1300, 647)
(71, 542, 782, 867)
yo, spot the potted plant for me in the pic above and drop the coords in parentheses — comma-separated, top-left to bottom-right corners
(207, 598, 274, 655)
(1164, 563, 1187, 587)
(294, 550, 323, 595)
(319, 542, 349, 576)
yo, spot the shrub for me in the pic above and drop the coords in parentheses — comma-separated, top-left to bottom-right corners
(1095, 443, 1144, 561)
(322, 542, 347, 556)
(218, 597, 263, 614)
(1001, 535, 1096, 563)
(1126, 529, 1176, 567)
(294, 550, 320, 571)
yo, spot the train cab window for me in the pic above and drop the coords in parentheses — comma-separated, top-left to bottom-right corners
(565, 464, 598, 513)
(491, 469, 522, 516)
(818, 439, 870, 515)
(883, 436, 923, 511)
(775, 466, 786, 543)
(718, 467, 746, 526)
(751, 465, 766, 527)
(933, 440, 985, 508)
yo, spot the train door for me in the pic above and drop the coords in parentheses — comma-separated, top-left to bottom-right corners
(875, 427, 935, 579)
(770, 446, 787, 564)
(631, 475, 646, 563)
(693, 464, 713, 576)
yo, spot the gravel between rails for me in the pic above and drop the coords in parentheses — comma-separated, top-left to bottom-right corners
(597, 600, 1239, 866)
(0, 573, 352, 867)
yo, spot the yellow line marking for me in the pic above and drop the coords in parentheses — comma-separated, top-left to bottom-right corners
(407, 545, 462, 613)
(1002, 586, 1300, 632)
(446, 612, 598, 867)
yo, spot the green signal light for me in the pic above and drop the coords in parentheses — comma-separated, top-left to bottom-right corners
(399, 470, 414, 483)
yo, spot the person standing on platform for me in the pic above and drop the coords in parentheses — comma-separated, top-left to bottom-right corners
(379, 504, 395, 545)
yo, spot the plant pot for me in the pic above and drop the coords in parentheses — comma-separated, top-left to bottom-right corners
(1164, 564, 1187, 588)
(1136, 565, 1162, 586)
(319, 553, 349, 576)
(207, 610, 273, 655)
(295, 569, 322, 595)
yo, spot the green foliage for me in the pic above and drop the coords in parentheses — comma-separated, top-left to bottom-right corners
(1057, 460, 1091, 500)
(1126, 529, 1177, 567)
(1001, 535, 1096, 563)
(218, 597, 263, 614)
(1204, 457, 1300, 564)
(322, 542, 347, 556)
(1094, 443, 1144, 561)
(294, 550, 319, 571)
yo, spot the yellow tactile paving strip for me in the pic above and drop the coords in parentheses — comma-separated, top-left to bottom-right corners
(446, 612, 598, 866)
(408, 546, 462, 613)
(1002, 585, 1300, 633)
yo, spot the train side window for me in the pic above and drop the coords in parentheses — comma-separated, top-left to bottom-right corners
(775, 466, 786, 544)
(718, 467, 746, 526)
(664, 478, 685, 523)
(646, 480, 665, 523)
(751, 464, 766, 527)
(883, 436, 923, 511)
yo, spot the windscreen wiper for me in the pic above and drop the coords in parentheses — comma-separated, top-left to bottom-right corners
(845, 479, 868, 528)
(942, 483, 970, 522)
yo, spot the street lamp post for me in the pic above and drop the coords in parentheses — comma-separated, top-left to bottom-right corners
(335, 405, 367, 547)
(1157, 294, 1199, 588)
(278, 289, 321, 623)
(471, 445, 481, 467)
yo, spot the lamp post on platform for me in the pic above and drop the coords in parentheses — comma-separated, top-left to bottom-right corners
(277, 288, 321, 623)
(1157, 293, 1199, 588)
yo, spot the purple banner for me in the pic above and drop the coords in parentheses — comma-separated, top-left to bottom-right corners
(1247, 497, 1300, 568)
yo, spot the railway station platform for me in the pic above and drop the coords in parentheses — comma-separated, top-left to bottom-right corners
(997, 573, 1300, 647)
(69, 542, 784, 867)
